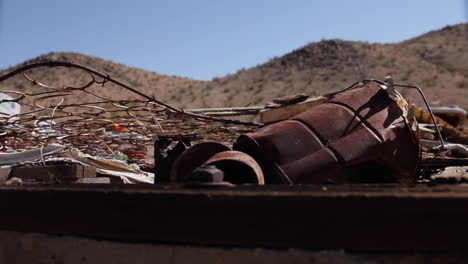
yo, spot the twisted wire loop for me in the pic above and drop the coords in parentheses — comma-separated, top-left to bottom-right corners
(0, 61, 260, 165)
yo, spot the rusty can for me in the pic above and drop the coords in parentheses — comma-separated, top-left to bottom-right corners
(234, 80, 420, 184)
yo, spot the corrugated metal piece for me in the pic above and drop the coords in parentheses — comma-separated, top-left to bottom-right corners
(234, 80, 420, 184)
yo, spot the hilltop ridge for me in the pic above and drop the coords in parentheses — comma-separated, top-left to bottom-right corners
(1, 23, 466, 109)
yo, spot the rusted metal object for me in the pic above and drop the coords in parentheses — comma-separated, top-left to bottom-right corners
(171, 144, 265, 185)
(154, 136, 193, 183)
(170, 142, 230, 183)
(186, 165, 234, 187)
(189, 165, 225, 183)
(170, 80, 420, 185)
(234, 80, 421, 184)
(201, 150, 264, 184)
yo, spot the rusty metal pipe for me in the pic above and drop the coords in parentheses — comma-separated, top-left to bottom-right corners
(234, 80, 421, 184)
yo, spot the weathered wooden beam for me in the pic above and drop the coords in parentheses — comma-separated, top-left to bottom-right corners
(2, 184, 468, 250)
(9, 163, 96, 183)
(260, 97, 327, 123)
(184, 106, 264, 117)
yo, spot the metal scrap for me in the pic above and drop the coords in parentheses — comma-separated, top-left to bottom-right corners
(1, 61, 466, 185)
(174, 79, 423, 185)
(236, 79, 421, 184)
(0, 61, 259, 166)
(0, 144, 65, 165)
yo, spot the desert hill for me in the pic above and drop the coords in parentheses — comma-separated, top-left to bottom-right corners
(0, 23, 466, 110)
(176, 23, 467, 109)
(0, 52, 205, 107)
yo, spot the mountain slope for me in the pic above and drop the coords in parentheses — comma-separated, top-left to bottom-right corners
(174, 23, 467, 109)
(0, 52, 205, 106)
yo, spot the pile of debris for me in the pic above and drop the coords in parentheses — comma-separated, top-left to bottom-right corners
(0, 62, 466, 186)
(163, 78, 467, 185)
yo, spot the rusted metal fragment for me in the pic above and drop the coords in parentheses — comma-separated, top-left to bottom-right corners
(187, 165, 228, 186)
(154, 136, 193, 183)
(202, 150, 264, 185)
(170, 142, 230, 183)
(171, 145, 264, 185)
(234, 80, 421, 184)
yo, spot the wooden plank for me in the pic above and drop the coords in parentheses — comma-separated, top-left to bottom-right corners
(184, 106, 264, 117)
(10, 163, 96, 183)
(260, 97, 327, 123)
(74, 177, 111, 184)
(2, 184, 468, 250)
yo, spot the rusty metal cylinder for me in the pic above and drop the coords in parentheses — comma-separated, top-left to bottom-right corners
(234, 80, 420, 184)
(203, 150, 264, 185)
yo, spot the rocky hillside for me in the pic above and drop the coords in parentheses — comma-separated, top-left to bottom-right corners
(0, 52, 205, 107)
(176, 23, 467, 109)
(1, 23, 466, 110)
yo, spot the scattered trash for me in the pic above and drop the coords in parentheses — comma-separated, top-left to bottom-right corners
(0, 92, 21, 119)
(176, 79, 421, 184)
(430, 166, 468, 183)
(0, 61, 466, 186)
(412, 105, 468, 145)
(0, 61, 259, 166)
(59, 148, 154, 184)
(422, 140, 468, 158)
(0, 144, 153, 184)
(0, 144, 65, 165)
(4, 177, 22, 186)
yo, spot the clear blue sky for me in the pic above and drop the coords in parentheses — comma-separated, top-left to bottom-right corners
(0, 0, 466, 80)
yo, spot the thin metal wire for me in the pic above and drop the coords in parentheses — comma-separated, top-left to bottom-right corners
(331, 80, 446, 150)
(395, 83, 445, 149)
(0, 61, 260, 164)
(0, 61, 262, 127)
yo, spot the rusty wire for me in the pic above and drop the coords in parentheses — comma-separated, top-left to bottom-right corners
(0, 61, 260, 164)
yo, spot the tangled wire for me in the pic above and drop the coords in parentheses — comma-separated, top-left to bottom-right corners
(0, 62, 260, 164)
